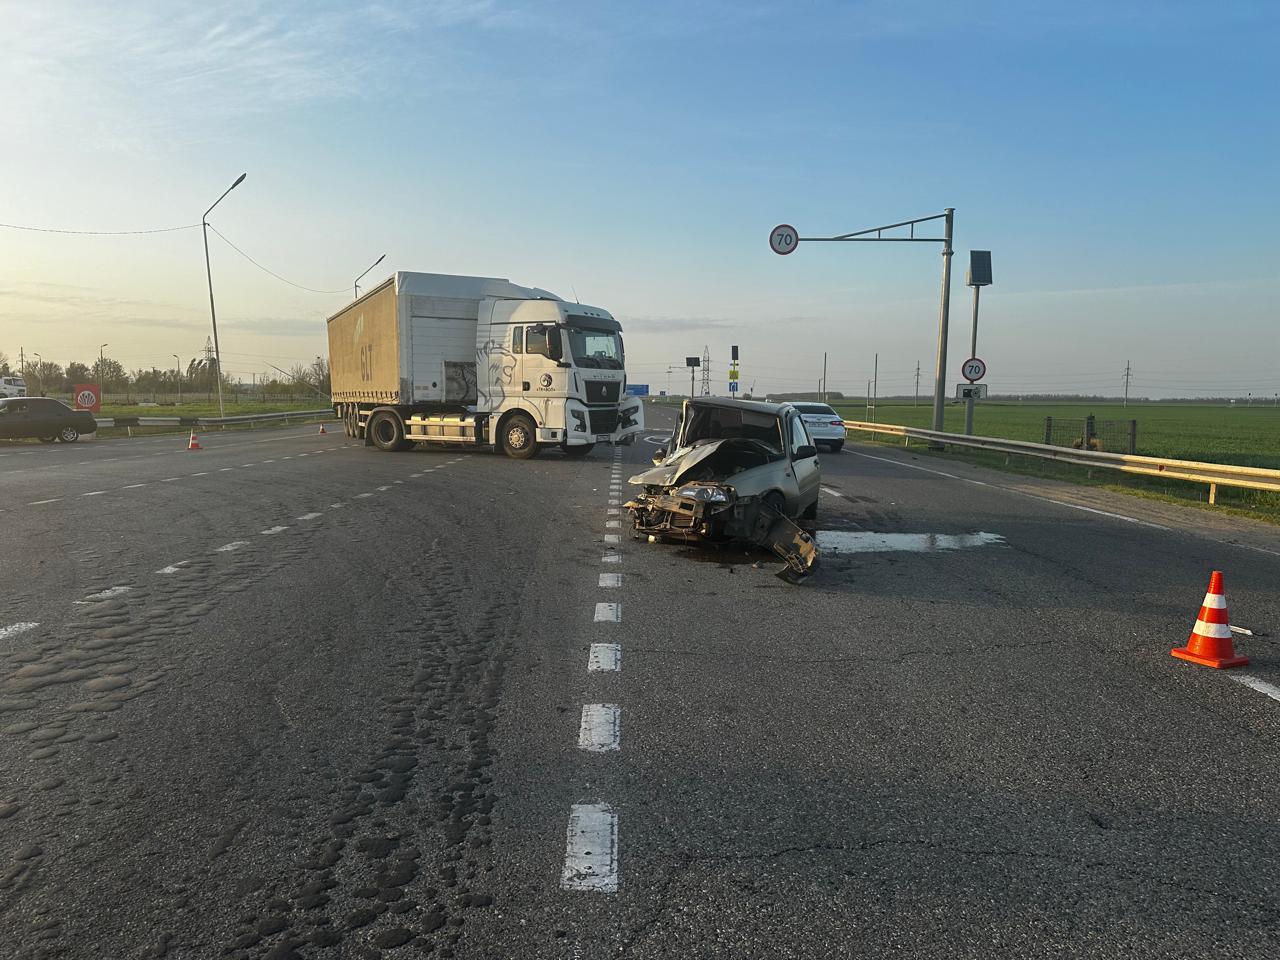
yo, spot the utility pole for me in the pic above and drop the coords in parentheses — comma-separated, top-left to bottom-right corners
(931, 208, 955, 441)
(202, 173, 247, 420)
(866, 380, 871, 419)
(18, 347, 25, 377)
(1123, 361, 1132, 407)
(822, 352, 828, 403)
(873, 352, 878, 417)
(701, 346, 711, 396)
(914, 360, 920, 406)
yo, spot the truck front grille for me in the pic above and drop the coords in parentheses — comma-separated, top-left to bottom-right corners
(589, 409, 620, 434)
(585, 381, 621, 403)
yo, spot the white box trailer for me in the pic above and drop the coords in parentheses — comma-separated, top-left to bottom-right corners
(327, 271, 643, 458)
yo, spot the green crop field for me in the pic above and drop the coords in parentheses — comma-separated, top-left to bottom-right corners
(830, 401, 1280, 470)
(97, 399, 327, 419)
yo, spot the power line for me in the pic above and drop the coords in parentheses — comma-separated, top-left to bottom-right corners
(0, 221, 199, 235)
(206, 224, 348, 295)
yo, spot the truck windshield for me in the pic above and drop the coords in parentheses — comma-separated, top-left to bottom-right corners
(567, 328, 624, 369)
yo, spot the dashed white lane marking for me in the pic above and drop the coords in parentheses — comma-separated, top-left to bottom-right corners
(377, 485, 391, 491)
(297, 512, 323, 521)
(191, 471, 208, 476)
(851, 450, 1171, 531)
(1232, 674, 1280, 703)
(562, 804, 620, 893)
(263, 459, 276, 463)
(599, 573, 621, 588)
(410, 473, 423, 478)
(588, 643, 621, 672)
(821, 485, 845, 498)
(28, 498, 61, 505)
(161, 477, 181, 482)
(219, 467, 234, 472)
(330, 502, 344, 508)
(217, 541, 250, 552)
(578, 704, 621, 751)
(124, 483, 148, 489)
(604, 534, 621, 544)
(81, 490, 106, 497)
(261, 525, 289, 535)
(241, 463, 254, 467)
(156, 561, 191, 574)
(355, 492, 374, 498)
(605, 519, 621, 528)
(75, 585, 131, 603)
(594, 602, 621, 622)
(602, 554, 622, 564)
(0, 622, 39, 641)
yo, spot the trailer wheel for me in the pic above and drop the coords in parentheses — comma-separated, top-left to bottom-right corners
(500, 413, 539, 460)
(560, 443, 594, 458)
(342, 405, 357, 438)
(369, 411, 408, 452)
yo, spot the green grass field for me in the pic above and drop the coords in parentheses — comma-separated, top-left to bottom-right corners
(97, 399, 328, 419)
(830, 401, 1280, 470)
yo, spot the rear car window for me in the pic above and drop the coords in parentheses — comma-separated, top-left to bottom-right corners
(794, 403, 837, 416)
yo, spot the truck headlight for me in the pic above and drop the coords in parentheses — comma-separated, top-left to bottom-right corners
(675, 485, 729, 502)
(570, 409, 587, 432)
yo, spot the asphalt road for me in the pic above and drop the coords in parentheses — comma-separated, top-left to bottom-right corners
(2, 407, 1279, 959)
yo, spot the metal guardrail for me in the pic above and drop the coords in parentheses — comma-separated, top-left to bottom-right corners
(95, 409, 335, 429)
(844, 420, 1280, 504)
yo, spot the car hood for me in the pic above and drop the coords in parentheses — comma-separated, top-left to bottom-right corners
(629, 438, 776, 489)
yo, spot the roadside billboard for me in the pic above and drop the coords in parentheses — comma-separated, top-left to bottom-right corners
(73, 383, 102, 414)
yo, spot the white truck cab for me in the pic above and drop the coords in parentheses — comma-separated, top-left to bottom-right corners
(0, 376, 27, 398)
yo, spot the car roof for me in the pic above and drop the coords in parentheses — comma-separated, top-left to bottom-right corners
(682, 397, 795, 417)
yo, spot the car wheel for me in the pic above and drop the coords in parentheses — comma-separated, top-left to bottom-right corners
(762, 490, 786, 515)
(59, 427, 80, 443)
(561, 443, 594, 458)
(500, 413, 539, 460)
(368, 411, 408, 451)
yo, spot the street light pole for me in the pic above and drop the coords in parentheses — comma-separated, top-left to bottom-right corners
(173, 354, 183, 404)
(930, 208, 955, 440)
(355, 254, 387, 300)
(202, 173, 247, 419)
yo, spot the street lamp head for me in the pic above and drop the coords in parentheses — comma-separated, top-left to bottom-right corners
(373, 253, 386, 267)
(232, 173, 247, 188)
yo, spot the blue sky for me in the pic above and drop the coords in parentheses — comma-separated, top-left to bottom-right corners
(1, 0, 1277, 398)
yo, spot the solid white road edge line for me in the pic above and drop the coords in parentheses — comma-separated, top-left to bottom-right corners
(1231, 674, 1280, 704)
(0, 622, 39, 641)
(578, 704, 621, 752)
(594, 602, 621, 622)
(851, 450, 1171, 530)
(588, 643, 621, 672)
(562, 803, 619, 893)
(28, 498, 62, 505)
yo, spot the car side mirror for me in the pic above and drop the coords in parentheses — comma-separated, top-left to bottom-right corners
(794, 445, 818, 460)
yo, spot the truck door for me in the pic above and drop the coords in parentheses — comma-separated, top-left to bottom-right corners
(520, 324, 566, 424)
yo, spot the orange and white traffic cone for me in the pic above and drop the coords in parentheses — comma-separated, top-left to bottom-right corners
(318, 424, 327, 435)
(1171, 571, 1248, 669)
(187, 430, 202, 451)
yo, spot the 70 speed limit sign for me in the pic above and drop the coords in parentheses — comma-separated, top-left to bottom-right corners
(769, 224, 798, 256)
(961, 357, 987, 382)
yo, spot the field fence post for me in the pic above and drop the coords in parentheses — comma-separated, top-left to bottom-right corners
(1044, 416, 1053, 445)
(1085, 414, 1096, 448)
(1128, 419, 1137, 455)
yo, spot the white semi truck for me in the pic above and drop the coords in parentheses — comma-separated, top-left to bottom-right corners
(327, 272, 643, 458)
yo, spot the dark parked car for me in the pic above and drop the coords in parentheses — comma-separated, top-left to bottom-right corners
(0, 397, 98, 443)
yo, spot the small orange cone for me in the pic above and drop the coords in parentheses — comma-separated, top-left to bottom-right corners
(1172, 571, 1248, 669)
(187, 430, 202, 451)
(318, 424, 327, 435)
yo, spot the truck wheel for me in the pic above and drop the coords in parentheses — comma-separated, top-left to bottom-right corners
(500, 413, 539, 459)
(561, 443, 594, 458)
(369, 411, 408, 452)
(342, 405, 356, 438)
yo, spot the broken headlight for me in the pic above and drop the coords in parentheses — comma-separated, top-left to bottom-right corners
(675, 485, 729, 502)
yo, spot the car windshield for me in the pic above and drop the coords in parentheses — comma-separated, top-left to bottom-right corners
(794, 403, 837, 416)
(566, 327, 624, 370)
(680, 405, 785, 454)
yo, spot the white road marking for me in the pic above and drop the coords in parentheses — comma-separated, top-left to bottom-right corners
(607, 507, 619, 515)
(263, 459, 276, 463)
(75, 585, 131, 603)
(261, 525, 289, 535)
(604, 534, 621, 543)
(1231, 674, 1280, 703)
(0, 622, 39, 641)
(599, 573, 622, 588)
(850, 451, 1171, 530)
(296, 512, 323, 520)
(594, 602, 621, 622)
(217, 541, 250, 552)
(81, 490, 106, 497)
(377, 485, 391, 491)
(191, 471, 208, 476)
(241, 463, 254, 467)
(602, 554, 622, 563)
(155, 561, 191, 574)
(28, 498, 62, 505)
(578, 704, 621, 751)
(219, 467, 234, 472)
(160, 477, 181, 483)
(821, 485, 844, 498)
(356, 492, 374, 498)
(608, 498, 620, 506)
(605, 519, 621, 528)
(331, 502, 344, 508)
(561, 804, 619, 893)
(124, 483, 148, 488)
(393, 480, 404, 484)
(410, 473, 423, 478)
(588, 643, 621, 672)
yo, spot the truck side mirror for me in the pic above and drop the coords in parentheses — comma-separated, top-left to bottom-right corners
(547, 327, 563, 361)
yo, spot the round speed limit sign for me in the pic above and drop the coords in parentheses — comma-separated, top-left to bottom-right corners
(769, 224, 798, 256)
(961, 357, 987, 382)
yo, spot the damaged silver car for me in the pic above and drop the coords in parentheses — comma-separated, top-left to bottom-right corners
(625, 398, 821, 577)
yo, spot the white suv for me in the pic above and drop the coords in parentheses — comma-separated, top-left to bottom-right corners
(0, 376, 27, 398)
